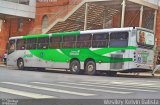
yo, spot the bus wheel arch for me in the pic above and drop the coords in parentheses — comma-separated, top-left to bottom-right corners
(84, 58, 96, 75)
(69, 58, 82, 74)
(17, 58, 24, 70)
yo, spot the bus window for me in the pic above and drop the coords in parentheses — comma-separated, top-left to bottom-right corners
(16, 39, 26, 50)
(76, 34, 91, 48)
(37, 37, 49, 49)
(8, 39, 15, 54)
(92, 33, 109, 48)
(62, 36, 76, 48)
(26, 38, 37, 50)
(109, 32, 128, 48)
(50, 36, 61, 49)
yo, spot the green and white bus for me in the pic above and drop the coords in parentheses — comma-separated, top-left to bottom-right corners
(7, 27, 155, 75)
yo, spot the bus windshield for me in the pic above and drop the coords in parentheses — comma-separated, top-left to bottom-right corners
(8, 39, 15, 54)
(137, 30, 154, 47)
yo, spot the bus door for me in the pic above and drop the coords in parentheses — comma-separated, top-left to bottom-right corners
(7, 39, 16, 66)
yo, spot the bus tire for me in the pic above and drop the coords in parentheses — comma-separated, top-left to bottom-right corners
(70, 60, 81, 74)
(85, 61, 96, 75)
(17, 59, 24, 70)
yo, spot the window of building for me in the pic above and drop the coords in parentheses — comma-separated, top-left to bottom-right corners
(92, 33, 109, 48)
(37, 37, 49, 49)
(26, 38, 37, 49)
(76, 34, 91, 48)
(50, 36, 62, 49)
(109, 32, 128, 48)
(18, 18, 24, 32)
(62, 36, 76, 48)
(19, 0, 29, 5)
(42, 15, 48, 32)
(16, 39, 26, 50)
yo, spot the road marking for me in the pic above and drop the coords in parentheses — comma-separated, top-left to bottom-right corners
(57, 81, 156, 92)
(80, 80, 160, 87)
(31, 82, 132, 94)
(0, 87, 55, 99)
(111, 82, 160, 88)
(84, 80, 160, 84)
(78, 81, 160, 90)
(112, 81, 155, 86)
(1, 82, 94, 96)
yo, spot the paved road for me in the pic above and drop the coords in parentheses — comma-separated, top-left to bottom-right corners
(0, 66, 160, 100)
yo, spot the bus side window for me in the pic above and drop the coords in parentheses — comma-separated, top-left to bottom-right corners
(26, 38, 37, 50)
(37, 37, 49, 49)
(16, 39, 26, 50)
(50, 36, 61, 49)
(76, 34, 91, 48)
(109, 32, 128, 48)
(92, 33, 109, 48)
(62, 36, 76, 48)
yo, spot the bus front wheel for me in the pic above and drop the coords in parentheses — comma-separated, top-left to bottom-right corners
(17, 59, 24, 70)
(85, 61, 96, 75)
(70, 60, 81, 74)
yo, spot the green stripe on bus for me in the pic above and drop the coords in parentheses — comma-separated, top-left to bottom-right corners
(22, 31, 80, 39)
(93, 46, 136, 55)
(23, 34, 49, 39)
(29, 46, 136, 63)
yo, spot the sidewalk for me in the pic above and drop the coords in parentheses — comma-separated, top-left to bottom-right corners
(119, 72, 160, 77)
(0, 63, 5, 67)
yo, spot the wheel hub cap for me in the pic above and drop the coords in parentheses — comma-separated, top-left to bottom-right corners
(19, 62, 23, 67)
(72, 64, 78, 72)
(88, 65, 94, 72)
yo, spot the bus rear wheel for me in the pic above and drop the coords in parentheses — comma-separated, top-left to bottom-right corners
(70, 60, 81, 74)
(17, 59, 24, 70)
(85, 61, 96, 75)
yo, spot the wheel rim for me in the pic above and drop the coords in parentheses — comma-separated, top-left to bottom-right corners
(72, 64, 78, 72)
(87, 64, 94, 72)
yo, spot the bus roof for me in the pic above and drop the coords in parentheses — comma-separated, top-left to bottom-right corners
(9, 27, 153, 40)
(80, 27, 153, 34)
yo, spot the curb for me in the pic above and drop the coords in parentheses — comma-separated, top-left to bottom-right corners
(0, 64, 5, 67)
(0, 62, 5, 67)
(118, 72, 160, 77)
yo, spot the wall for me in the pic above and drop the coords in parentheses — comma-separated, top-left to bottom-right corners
(156, 9, 160, 45)
(112, 10, 140, 28)
(33, 0, 70, 33)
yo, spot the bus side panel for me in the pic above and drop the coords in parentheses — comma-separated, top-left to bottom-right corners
(123, 50, 130, 70)
(23, 50, 70, 69)
(7, 50, 25, 67)
(96, 63, 110, 71)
